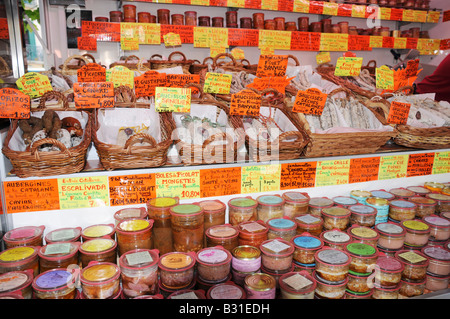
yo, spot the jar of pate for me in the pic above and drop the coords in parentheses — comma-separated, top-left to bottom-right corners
(38, 242, 80, 273)
(320, 229, 352, 251)
(401, 220, 430, 248)
(314, 248, 351, 282)
(406, 186, 431, 197)
(205, 224, 239, 252)
(424, 182, 445, 193)
(390, 188, 415, 200)
(158, 251, 196, 289)
(199, 200, 226, 230)
(282, 191, 310, 218)
(395, 250, 429, 281)
(267, 217, 297, 241)
(398, 277, 426, 298)
(372, 284, 400, 299)
(32, 269, 77, 299)
(206, 281, 246, 299)
(147, 197, 178, 255)
(237, 220, 268, 247)
(409, 196, 437, 219)
(370, 190, 396, 201)
(3, 225, 45, 249)
(260, 238, 294, 272)
(426, 193, 450, 214)
(347, 271, 371, 293)
(322, 206, 351, 231)
(113, 207, 147, 226)
(279, 271, 316, 299)
(350, 190, 373, 205)
(244, 273, 276, 299)
(421, 246, 450, 276)
(228, 197, 258, 226)
(423, 215, 450, 241)
(196, 246, 232, 283)
(366, 197, 390, 224)
(45, 227, 82, 244)
(375, 222, 406, 250)
(292, 233, 323, 265)
(374, 256, 404, 287)
(0, 246, 39, 277)
(167, 289, 206, 299)
(116, 218, 154, 256)
(349, 204, 377, 227)
(79, 238, 117, 268)
(389, 200, 417, 222)
(425, 272, 449, 291)
(256, 195, 285, 223)
(345, 289, 373, 299)
(313, 271, 348, 299)
(345, 243, 378, 274)
(80, 262, 121, 299)
(295, 214, 324, 236)
(347, 225, 379, 248)
(231, 245, 261, 273)
(308, 197, 333, 216)
(0, 269, 33, 299)
(170, 204, 204, 253)
(332, 196, 358, 208)
(81, 224, 115, 241)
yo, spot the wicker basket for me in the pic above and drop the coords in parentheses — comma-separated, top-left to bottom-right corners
(150, 51, 194, 74)
(393, 125, 450, 149)
(59, 55, 92, 76)
(189, 57, 213, 75)
(0, 56, 12, 77)
(2, 93, 92, 178)
(110, 55, 151, 72)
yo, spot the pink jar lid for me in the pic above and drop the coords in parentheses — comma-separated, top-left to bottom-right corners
(38, 242, 80, 261)
(260, 238, 294, 257)
(4, 225, 45, 245)
(198, 200, 226, 213)
(196, 246, 231, 266)
(118, 249, 159, 271)
(376, 256, 404, 273)
(421, 246, 450, 262)
(279, 270, 316, 295)
(45, 227, 82, 243)
(0, 269, 33, 294)
(206, 224, 238, 239)
(423, 215, 450, 229)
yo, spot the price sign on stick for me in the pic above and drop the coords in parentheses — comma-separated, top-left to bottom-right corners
(16, 72, 52, 99)
(77, 63, 106, 83)
(292, 88, 328, 115)
(73, 82, 115, 109)
(0, 88, 30, 119)
(155, 87, 191, 113)
(387, 101, 411, 125)
(256, 55, 288, 78)
(77, 36, 97, 51)
(230, 89, 262, 117)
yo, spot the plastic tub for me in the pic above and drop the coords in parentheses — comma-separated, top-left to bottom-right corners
(32, 269, 77, 299)
(237, 220, 268, 247)
(158, 251, 196, 289)
(199, 200, 226, 230)
(0, 269, 33, 299)
(3, 225, 45, 249)
(372, 284, 400, 299)
(282, 192, 310, 219)
(167, 289, 206, 299)
(170, 204, 204, 252)
(0, 246, 39, 277)
(231, 245, 261, 273)
(320, 229, 352, 251)
(407, 186, 431, 197)
(332, 196, 358, 208)
(389, 200, 417, 222)
(426, 193, 450, 214)
(79, 238, 117, 268)
(322, 206, 351, 231)
(228, 197, 258, 225)
(244, 273, 276, 299)
(375, 222, 406, 250)
(147, 197, 178, 255)
(267, 217, 297, 241)
(398, 278, 425, 298)
(347, 271, 371, 293)
(409, 196, 437, 219)
(350, 190, 372, 205)
(80, 261, 121, 299)
(395, 250, 429, 281)
(314, 248, 351, 282)
(423, 215, 450, 241)
(260, 238, 294, 272)
(308, 197, 333, 216)
(113, 207, 147, 226)
(374, 256, 404, 287)
(294, 214, 323, 236)
(116, 218, 154, 256)
(347, 225, 379, 248)
(119, 249, 159, 298)
(366, 197, 390, 225)
(349, 204, 377, 227)
(401, 220, 430, 248)
(256, 195, 285, 223)
(279, 271, 316, 299)
(390, 188, 415, 200)
(206, 281, 246, 299)
(81, 224, 115, 241)
(345, 243, 378, 274)
(38, 242, 80, 273)
(313, 271, 348, 299)
(421, 246, 450, 276)
(425, 272, 449, 291)
(205, 224, 239, 252)
(292, 233, 323, 265)
(196, 246, 232, 283)
(44, 227, 82, 244)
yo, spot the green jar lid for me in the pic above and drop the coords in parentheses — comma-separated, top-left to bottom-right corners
(229, 198, 257, 208)
(346, 242, 377, 257)
(171, 204, 202, 215)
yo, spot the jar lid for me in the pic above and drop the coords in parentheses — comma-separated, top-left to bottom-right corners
(267, 218, 296, 231)
(321, 230, 351, 244)
(282, 192, 309, 204)
(80, 238, 116, 253)
(422, 246, 450, 262)
(376, 256, 403, 272)
(409, 196, 436, 206)
(118, 219, 151, 232)
(349, 226, 379, 239)
(207, 282, 245, 299)
(114, 208, 147, 221)
(401, 220, 429, 232)
(206, 224, 238, 239)
(232, 245, 261, 260)
(395, 250, 429, 266)
(389, 199, 416, 209)
(260, 239, 294, 257)
(349, 204, 377, 215)
(229, 197, 257, 208)
(39, 242, 79, 260)
(406, 186, 431, 195)
(0, 246, 38, 263)
(345, 243, 377, 257)
(423, 215, 450, 228)
(322, 206, 350, 218)
(81, 263, 120, 283)
(4, 225, 44, 243)
(375, 222, 406, 237)
(279, 271, 316, 295)
(82, 224, 114, 238)
(390, 188, 415, 197)
(148, 197, 178, 208)
(244, 273, 276, 291)
(171, 204, 202, 216)
(427, 193, 450, 201)
(197, 247, 231, 265)
(0, 270, 33, 293)
(424, 182, 445, 190)
(119, 249, 159, 270)
(295, 214, 322, 225)
(257, 195, 284, 206)
(309, 197, 333, 207)
(370, 190, 395, 200)
(316, 249, 350, 265)
(366, 197, 389, 206)
(33, 269, 74, 291)
(159, 252, 195, 271)
(198, 200, 225, 212)
(332, 196, 358, 206)
(45, 227, 81, 243)
(293, 235, 323, 250)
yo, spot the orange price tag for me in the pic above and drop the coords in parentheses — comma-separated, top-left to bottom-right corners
(165, 74, 200, 94)
(134, 71, 167, 98)
(109, 174, 156, 206)
(256, 55, 288, 78)
(280, 162, 317, 190)
(230, 89, 262, 117)
(246, 76, 294, 94)
(0, 88, 30, 119)
(407, 153, 435, 177)
(387, 101, 411, 125)
(77, 36, 97, 51)
(73, 82, 115, 109)
(349, 157, 380, 184)
(200, 167, 242, 198)
(77, 63, 106, 83)
(81, 21, 121, 42)
(405, 58, 420, 78)
(292, 88, 328, 115)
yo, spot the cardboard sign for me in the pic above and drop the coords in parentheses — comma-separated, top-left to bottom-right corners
(203, 72, 232, 95)
(261, 0, 278, 10)
(387, 101, 411, 125)
(258, 30, 291, 50)
(260, 46, 275, 56)
(390, 8, 403, 21)
(0, 18, 9, 40)
(292, 88, 328, 115)
(229, 89, 262, 117)
(369, 36, 383, 48)
(316, 52, 331, 65)
(414, 10, 428, 23)
(334, 57, 363, 76)
(407, 153, 435, 177)
(193, 27, 211, 47)
(16, 72, 53, 99)
(163, 32, 182, 47)
(256, 55, 288, 78)
(352, 5, 366, 18)
(443, 10, 450, 23)
(155, 170, 201, 199)
(432, 151, 450, 175)
(322, 2, 338, 16)
(77, 63, 106, 83)
(160, 25, 194, 44)
(121, 22, 161, 45)
(77, 36, 97, 51)
(166, 74, 200, 94)
(394, 37, 407, 49)
(349, 157, 380, 184)
(293, 0, 310, 13)
(58, 176, 109, 210)
(0, 88, 30, 119)
(308, 1, 323, 14)
(378, 155, 408, 180)
(73, 82, 115, 109)
(109, 174, 156, 206)
(210, 46, 227, 58)
(246, 76, 293, 94)
(376, 65, 395, 90)
(320, 33, 348, 52)
(315, 159, 350, 187)
(290, 31, 321, 51)
(121, 37, 139, 51)
(81, 21, 121, 42)
(106, 66, 134, 88)
(280, 162, 317, 190)
(427, 11, 440, 23)
(155, 87, 191, 113)
(405, 59, 420, 78)
(134, 71, 167, 98)
(231, 48, 245, 60)
(241, 164, 281, 194)
(228, 28, 259, 47)
(200, 167, 242, 198)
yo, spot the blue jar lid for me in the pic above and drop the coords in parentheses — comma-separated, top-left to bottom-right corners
(293, 260, 316, 267)
(333, 196, 358, 206)
(35, 270, 73, 289)
(257, 195, 284, 206)
(293, 236, 322, 249)
(267, 218, 295, 230)
(370, 190, 395, 200)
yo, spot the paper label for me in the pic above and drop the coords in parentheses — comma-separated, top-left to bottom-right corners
(399, 251, 427, 264)
(134, 71, 167, 98)
(229, 89, 262, 117)
(256, 55, 288, 78)
(121, 37, 139, 51)
(432, 151, 450, 175)
(155, 170, 200, 199)
(109, 174, 156, 206)
(378, 155, 409, 180)
(280, 162, 317, 190)
(376, 65, 395, 90)
(0, 88, 30, 119)
(292, 88, 328, 115)
(241, 164, 281, 194)
(203, 72, 233, 95)
(73, 82, 115, 109)
(293, 0, 309, 13)
(16, 72, 53, 99)
(44, 243, 71, 255)
(387, 101, 411, 125)
(322, 2, 338, 16)
(407, 153, 435, 177)
(106, 66, 134, 88)
(155, 87, 191, 113)
(77, 36, 97, 51)
(349, 157, 380, 184)
(315, 159, 350, 187)
(262, 239, 290, 253)
(163, 32, 182, 47)
(81, 21, 120, 42)
(320, 33, 348, 52)
(316, 52, 331, 65)
(258, 30, 291, 50)
(335, 57, 363, 76)
(58, 176, 109, 210)
(77, 63, 106, 83)
(246, 76, 293, 94)
(126, 251, 153, 266)
(231, 48, 245, 60)
(200, 167, 241, 198)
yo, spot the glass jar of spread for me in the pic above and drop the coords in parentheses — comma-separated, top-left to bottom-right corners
(80, 262, 121, 299)
(372, 284, 400, 299)
(390, 188, 415, 200)
(81, 224, 115, 241)
(206, 282, 246, 299)
(332, 196, 358, 208)
(282, 191, 310, 218)
(267, 217, 297, 241)
(0, 269, 33, 299)
(349, 204, 377, 227)
(119, 249, 159, 298)
(375, 222, 406, 250)
(389, 200, 417, 222)
(314, 248, 351, 283)
(32, 269, 77, 299)
(292, 233, 323, 265)
(79, 238, 117, 268)
(320, 229, 352, 251)
(322, 206, 351, 231)
(350, 190, 373, 205)
(347, 225, 379, 248)
(110, 11, 123, 23)
(157, 8, 170, 25)
(137, 12, 151, 23)
(409, 196, 437, 219)
(199, 200, 226, 231)
(228, 197, 258, 225)
(196, 246, 232, 283)
(366, 197, 390, 225)
(425, 272, 449, 291)
(38, 242, 80, 273)
(205, 224, 239, 252)
(424, 182, 445, 193)
(114, 207, 147, 226)
(122, 4, 136, 20)
(252, 12, 264, 29)
(171, 14, 184, 25)
(256, 195, 285, 223)
(3, 225, 45, 249)
(401, 220, 430, 248)
(345, 289, 373, 299)
(0, 246, 39, 276)
(308, 197, 333, 216)
(295, 214, 323, 236)
(45, 227, 82, 244)
(237, 220, 268, 247)
(398, 278, 426, 298)
(244, 273, 276, 299)
(279, 271, 316, 299)
(158, 251, 196, 290)
(426, 193, 450, 214)
(423, 215, 450, 241)
(395, 250, 429, 281)
(313, 271, 348, 299)
(184, 11, 197, 26)
(170, 204, 204, 252)
(260, 238, 294, 272)
(374, 256, 403, 287)
(147, 197, 179, 255)
(213, 17, 225, 28)
(116, 218, 154, 256)
(345, 243, 378, 274)
(421, 246, 450, 276)
(231, 245, 261, 274)
(406, 186, 431, 197)
(347, 271, 371, 294)
(370, 190, 395, 201)
(240, 17, 252, 29)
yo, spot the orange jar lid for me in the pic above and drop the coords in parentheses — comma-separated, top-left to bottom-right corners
(81, 263, 120, 283)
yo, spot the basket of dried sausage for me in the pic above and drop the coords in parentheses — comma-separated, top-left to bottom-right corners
(150, 51, 194, 74)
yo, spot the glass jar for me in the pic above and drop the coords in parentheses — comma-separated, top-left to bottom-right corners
(350, 190, 373, 205)
(118, 249, 159, 298)
(295, 214, 323, 236)
(314, 248, 351, 282)
(375, 222, 406, 250)
(212, 16, 224, 27)
(267, 217, 297, 241)
(198, 16, 210, 26)
(45, 227, 82, 244)
(116, 218, 154, 256)
(389, 200, 417, 222)
(366, 197, 390, 225)
(347, 226, 379, 248)
(373, 256, 403, 288)
(3, 225, 45, 249)
(426, 193, 450, 214)
(398, 278, 425, 298)
(349, 204, 377, 227)
(252, 13, 265, 29)
(308, 197, 333, 216)
(423, 215, 450, 241)
(313, 271, 348, 299)
(322, 206, 351, 231)
(401, 220, 430, 248)
(157, 9, 170, 25)
(256, 195, 285, 223)
(285, 21, 297, 31)
(237, 220, 268, 247)
(228, 197, 258, 226)
(282, 191, 310, 218)
(184, 11, 197, 26)
(395, 250, 429, 281)
(168, 289, 206, 299)
(205, 224, 239, 252)
(80, 262, 121, 299)
(171, 14, 184, 25)
(297, 16, 309, 32)
(114, 207, 147, 226)
(260, 238, 294, 272)
(345, 243, 378, 274)
(206, 282, 246, 299)
(110, 11, 123, 23)
(81, 224, 115, 241)
(347, 272, 371, 293)
(199, 200, 226, 231)
(158, 251, 196, 290)
(320, 229, 352, 251)
(390, 188, 415, 200)
(147, 197, 178, 255)
(0, 269, 33, 299)
(122, 4, 136, 20)
(407, 186, 431, 197)
(79, 238, 117, 268)
(225, 10, 238, 27)
(38, 242, 80, 273)
(425, 272, 449, 291)
(409, 196, 437, 219)
(244, 273, 276, 299)
(421, 246, 450, 276)
(231, 245, 261, 273)
(370, 190, 396, 201)
(372, 284, 399, 299)
(292, 233, 323, 265)
(279, 271, 316, 299)
(424, 182, 445, 193)
(0, 246, 39, 277)
(240, 17, 252, 29)
(196, 246, 232, 283)
(137, 12, 151, 23)
(332, 196, 358, 208)
(345, 289, 373, 299)
(32, 269, 77, 299)
(170, 204, 204, 252)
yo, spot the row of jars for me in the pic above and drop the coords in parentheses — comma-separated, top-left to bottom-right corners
(320, 0, 430, 10)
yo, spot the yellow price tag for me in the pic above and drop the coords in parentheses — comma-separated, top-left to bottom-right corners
(164, 32, 181, 47)
(121, 37, 139, 51)
(322, 2, 338, 16)
(293, 0, 309, 13)
(320, 33, 348, 52)
(376, 65, 394, 90)
(335, 57, 363, 76)
(316, 52, 331, 65)
(259, 30, 291, 50)
(155, 87, 191, 113)
(231, 48, 245, 60)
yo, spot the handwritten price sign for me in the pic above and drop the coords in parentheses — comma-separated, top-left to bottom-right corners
(256, 55, 288, 78)
(73, 82, 115, 109)
(229, 89, 262, 117)
(387, 101, 411, 125)
(0, 88, 30, 119)
(292, 88, 328, 115)
(203, 72, 233, 95)
(77, 63, 106, 83)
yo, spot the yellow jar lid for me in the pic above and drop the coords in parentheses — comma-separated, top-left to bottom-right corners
(350, 227, 378, 239)
(81, 239, 115, 253)
(350, 190, 372, 198)
(160, 253, 193, 270)
(366, 197, 389, 206)
(83, 225, 113, 238)
(402, 220, 429, 231)
(0, 247, 35, 262)
(119, 219, 150, 231)
(149, 197, 178, 208)
(83, 264, 118, 282)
